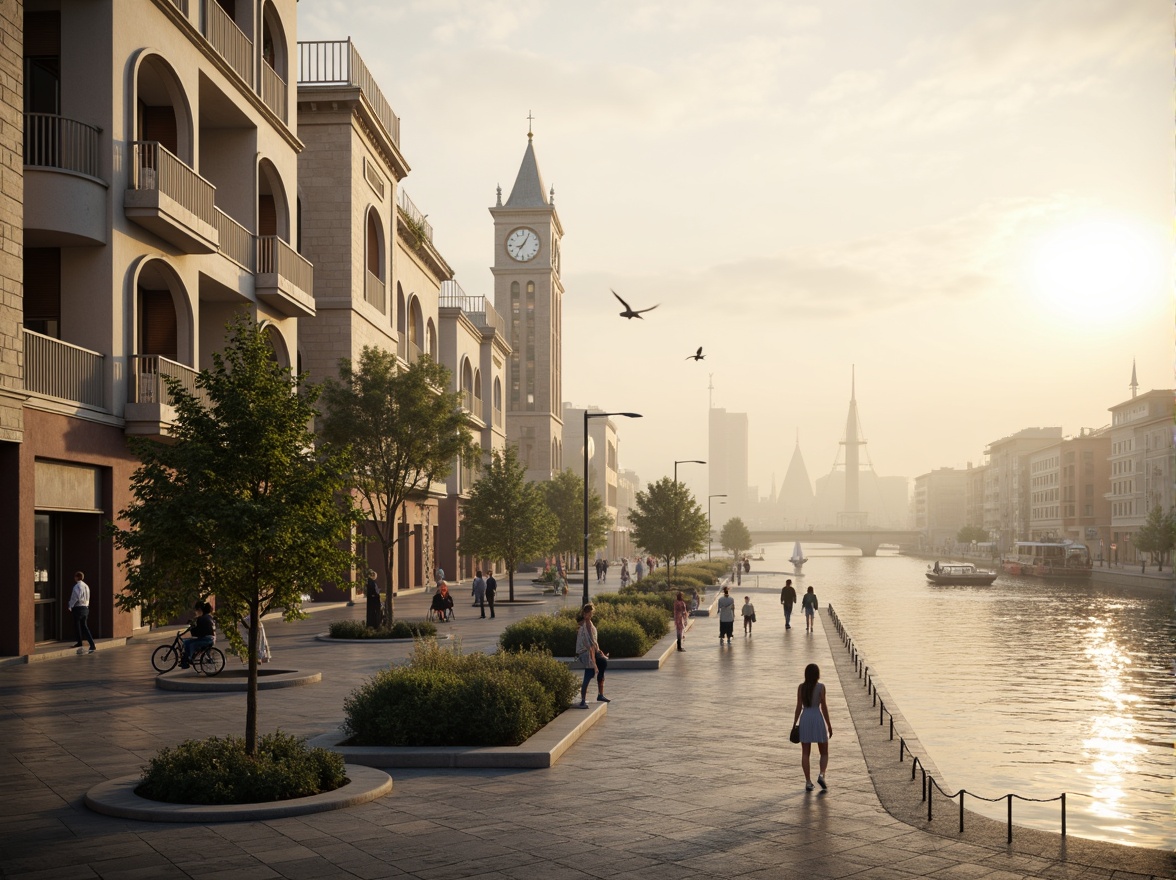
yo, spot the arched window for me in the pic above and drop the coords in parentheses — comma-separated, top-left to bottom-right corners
(133, 53, 193, 163)
(426, 319, 437, 359)
(364, 208, 386, 313)
(257, 158, 289, 239)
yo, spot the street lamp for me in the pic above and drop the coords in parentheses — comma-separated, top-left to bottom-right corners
(584, 411, 642, 606)
(708, 494, 727, 560)
(673, 459, 705, 572)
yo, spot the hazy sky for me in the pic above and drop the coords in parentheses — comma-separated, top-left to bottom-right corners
(300, 1, 1171, 504)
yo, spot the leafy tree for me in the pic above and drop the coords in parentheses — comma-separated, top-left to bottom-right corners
(112, 314, 361, 755)
(628, 477, 709, 571)
(544, 468, 613, 567)
(1135, 505, 1175, 570)
(720, 517, 752, 557)
(319, 348, 477, 622)
(957, 525, 988, 544)
(460, 446, 557, 600)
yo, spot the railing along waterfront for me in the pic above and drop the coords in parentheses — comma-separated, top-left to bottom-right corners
(129, 141, 217, 228)
(826, 605, 1068, 843)
(364, 270, 386, 312)
(24, 113, 101, 178)
(260, 57, 287, 123)
(256, 236, 313, 293)
(129, 355, 207, 407)
(202, 0, 253, 87)
(296, 39, 400, 145)
(23, 329, 105, 409)
(213, 208, 254, 270)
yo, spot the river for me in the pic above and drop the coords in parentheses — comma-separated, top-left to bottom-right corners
(737, 542, 1175, 850)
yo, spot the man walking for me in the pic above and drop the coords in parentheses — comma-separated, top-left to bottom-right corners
(780, 578, 797, 630)
(68, 571, 96, 653)
(472, 570, 488, 618)
(485, 571, 497, 618)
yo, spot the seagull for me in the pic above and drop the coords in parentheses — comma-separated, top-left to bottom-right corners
(612, 289, 659, 319)
(686, 347, 705, 361)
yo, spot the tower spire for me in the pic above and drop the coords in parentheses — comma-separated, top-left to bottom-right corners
(1130, 359, 1138, 398)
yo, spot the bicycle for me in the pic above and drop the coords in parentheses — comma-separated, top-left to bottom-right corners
(151, 630, 225, 676)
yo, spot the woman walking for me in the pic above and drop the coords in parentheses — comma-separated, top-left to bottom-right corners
(716, 586, 735, 645)
(801, 585, 819, 633)
(792, 663, 832, 791)
(575, 604, 610, 707)
(673, 591, 688, 651)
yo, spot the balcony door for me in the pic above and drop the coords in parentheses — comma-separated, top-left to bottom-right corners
(23, 247, 60, 337)
(139, 288, 177, 362)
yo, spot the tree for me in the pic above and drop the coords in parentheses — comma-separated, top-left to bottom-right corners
(460, 446, 557, 600)
(957, 525, 988, 544)
(112, 314, 361, 755)
(319, 348, 477, 622)
(1135, 505, 1175, 571)
(544, 468, 613, 567)
(720, 517, 752, 558)
(628, 477, 709, 571)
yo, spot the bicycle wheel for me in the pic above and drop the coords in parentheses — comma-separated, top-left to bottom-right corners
(151, 644, 178, 673)
(198, 647, 225, 676)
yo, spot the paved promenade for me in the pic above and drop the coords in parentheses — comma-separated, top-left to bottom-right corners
(1, 583, 1172, 879)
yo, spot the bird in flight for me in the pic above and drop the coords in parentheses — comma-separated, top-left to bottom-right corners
(612, 289, 659, 319)
(686, 347, 705, 361)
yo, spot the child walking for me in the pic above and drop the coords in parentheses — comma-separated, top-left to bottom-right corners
(741, 596, 756, 635)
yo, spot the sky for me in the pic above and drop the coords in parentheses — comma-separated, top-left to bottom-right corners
(300, 1, 1172, 505)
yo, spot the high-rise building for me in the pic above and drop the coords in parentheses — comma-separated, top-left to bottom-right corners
(1106, 387, 1174, 565)
(708, 407, 749, 519)
(982, 427, 1063, 550)
(913, 468, 968, 549)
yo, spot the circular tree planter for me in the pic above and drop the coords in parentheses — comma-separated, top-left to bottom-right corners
(155, 668, 321, 692)
(85, 765, 392, 822)
(315, 633, 454, 644)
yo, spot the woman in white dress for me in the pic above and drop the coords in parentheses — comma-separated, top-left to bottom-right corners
(792, 663, 832, 791)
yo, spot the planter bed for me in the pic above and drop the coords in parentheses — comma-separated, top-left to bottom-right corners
(315, 633, 454, 644)
(155, 668, 321, 692)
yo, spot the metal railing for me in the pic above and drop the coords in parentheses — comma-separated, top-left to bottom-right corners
(296, 39, 400, 146)
(201, 0, 254, 87)
(167, 0, 189, 14)
(129, 355, 207, 407)
(397, 188, 433, 243)
(396, 336, 408, 362)
(827, 605, 1067, 843)
(213, 208, 254, 270)
(256, 235, 313, 293)
(493, 406, 503, 427)
(407, 340, 422, 365)
(438, 283, 506, 337)
(260, 57, 287, 123)
(129, 141, 217, 228)
(23, 329, 105, 409)
(24, 113, 102, 178)
(364, 269, 386, 312)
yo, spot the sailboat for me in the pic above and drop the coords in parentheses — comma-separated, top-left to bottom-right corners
(790, 541, 808, 569)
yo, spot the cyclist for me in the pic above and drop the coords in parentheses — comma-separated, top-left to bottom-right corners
(181, 601, 216, 668)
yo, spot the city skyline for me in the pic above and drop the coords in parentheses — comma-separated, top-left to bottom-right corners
(299, 1, 1171, 500)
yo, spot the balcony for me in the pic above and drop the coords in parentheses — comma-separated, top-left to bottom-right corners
(201, 0, 253, 88)
(297, 39, 400, 147)
(213, 207, 254, 270)
(125, 355, 206, 439)
(23, 329, 106, 411)
(260, 58, 287, 124)
(125, 141, 218, 253)
(23, 113, 107, 246)
(364, 269, 386, 313)
(256, 236, 314, 317)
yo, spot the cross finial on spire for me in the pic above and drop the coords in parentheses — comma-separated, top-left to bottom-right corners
(527, 110, 535, 139)
(496, 184, 502, 207)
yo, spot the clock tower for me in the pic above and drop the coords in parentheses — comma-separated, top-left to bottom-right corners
(491, 132, 565, 483)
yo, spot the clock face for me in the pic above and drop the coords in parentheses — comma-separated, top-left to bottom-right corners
(506, 227, 541, 262)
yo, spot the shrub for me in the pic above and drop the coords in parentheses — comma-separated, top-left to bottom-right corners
(137, 731, 346, 805)
(500, 614, 578, 656)
(329, 619, 437, 640)
(596, 619, 650, 657)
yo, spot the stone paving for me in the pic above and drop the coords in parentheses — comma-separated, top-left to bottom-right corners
(1, 581, 1173, 880)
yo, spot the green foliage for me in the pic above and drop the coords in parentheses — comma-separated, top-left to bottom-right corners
(566, 599, 669, 641)
(544, 469, 613, 559)
(111, 313, 362, 754)
(319, 347, 477, 620)
(596, 619, 649, 657)
(342, 641, 577, 747)
(460, 446, 557, 600)
(137, 731, 346, 805)
(719, 517, 752, 555)
(624, 574, 706, 594)
(329, 620, 438, 640)
(957, 525, 989, 544)
(500, 615, 579, 656)
(628, 477, 710, 570)
(1135, 506, 1176, 563)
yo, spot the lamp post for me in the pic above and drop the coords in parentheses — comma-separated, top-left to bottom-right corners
(708, 494, 727, 560)
(585, 411, 641, 606)
(673, 459, 705, 572)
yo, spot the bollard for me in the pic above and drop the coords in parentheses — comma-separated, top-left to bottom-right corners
(879, 700, 884, 726)
(928, 777, 933, 820)
(921, 768, 926, 801)
(1007, 794, 1013, 844)
(900, 737, 905, 761)
(959, 791, 965, 833)
(889, 716, 894, 741)
(1061, 793, 1066, 837)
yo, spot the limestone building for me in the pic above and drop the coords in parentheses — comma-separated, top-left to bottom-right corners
(913, 467, 968, 550)
(1106, 386, 1174, 565)
(982, 427, 1063, 550)
(1027, 428, 1111, 549)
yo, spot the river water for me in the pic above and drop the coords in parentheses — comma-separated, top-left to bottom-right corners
(738, 543, 1175, 850)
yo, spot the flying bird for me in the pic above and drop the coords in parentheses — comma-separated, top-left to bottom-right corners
(611, 289, 659, 319)
(686, 347, 705, 361)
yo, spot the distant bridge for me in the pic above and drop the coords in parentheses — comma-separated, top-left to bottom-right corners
(749, 529, 919, 558)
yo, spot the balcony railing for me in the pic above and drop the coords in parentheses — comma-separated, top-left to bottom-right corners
(398, 188, 433, 243)
(396, 336, 408, 362)
(129, 355, 207, 406)
(364, 269, 386, 312)
(494, 406, 503, 428)
(256, 235, 313, 293)
(297, 39, 400, 146)
(439, 282, 506, 338)
(407, 340, 422, 364)
(24, 113, 101, 178)
(129, 141, 217, 227)
(260, 57, 287, 123)
(202, 0, 254, 87)
(214, 207, 254, 270)
(23, 329, 105, 410)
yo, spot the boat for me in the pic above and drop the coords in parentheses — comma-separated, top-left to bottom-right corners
(1001, 541, 1093, 579)
(789, 541, 807, 568)
(925, 562, 998, 586)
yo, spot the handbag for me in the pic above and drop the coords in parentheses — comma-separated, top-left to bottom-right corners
(789, 725, 800, 744)
(751, 613, 757, 623)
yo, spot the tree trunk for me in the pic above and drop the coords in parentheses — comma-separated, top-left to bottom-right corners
(507, 560, 515, 601)
(245, 593, 259, 756)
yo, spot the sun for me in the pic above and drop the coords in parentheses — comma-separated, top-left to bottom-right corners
(1028, 217, 1164, 319)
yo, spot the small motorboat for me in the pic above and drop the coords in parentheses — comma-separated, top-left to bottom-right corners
(925, 563, 998, 586)
(790, 541, 807, 569)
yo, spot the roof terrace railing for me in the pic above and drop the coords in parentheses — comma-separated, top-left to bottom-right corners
(297, 39, 400, 147)
(439, 281, 506, 338)
(398, 188, 433, 244)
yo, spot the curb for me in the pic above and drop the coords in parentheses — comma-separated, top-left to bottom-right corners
(314, 633, 454, 644)
(84, 764, 392, 823)
(155, 669, 322, 692)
